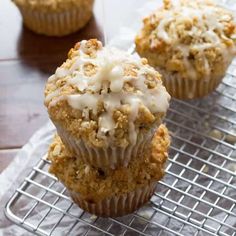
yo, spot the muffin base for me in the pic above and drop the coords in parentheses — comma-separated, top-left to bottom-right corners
(159, 69, 223, 99)
(70, 182, 156, 217)
(18, 4, 94, 36)
(55, 122, 156, 169)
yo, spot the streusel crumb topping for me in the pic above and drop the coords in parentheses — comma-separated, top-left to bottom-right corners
(136, 0, 236, 81)
(45, 39, 170, 147)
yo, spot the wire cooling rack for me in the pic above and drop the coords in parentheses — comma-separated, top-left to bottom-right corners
(4, 59, 236, 235)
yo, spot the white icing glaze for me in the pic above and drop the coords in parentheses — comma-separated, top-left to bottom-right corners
(154, 0, 236, 80)
(67, 94, 100, 114)
(46, 43, 170, 144)
(55, 67, 68, 78)
(157, 14, 174, 44)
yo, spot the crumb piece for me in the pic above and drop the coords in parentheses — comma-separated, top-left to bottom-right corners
(227, 163, 236, 173)
(85, 165, 90, 174)
(53, 145, 61, 156)
(209, 129, 223, 140)
(90, 215, 97, 220)
(225, 134, 236, 144)
(202, 165, 209, 173)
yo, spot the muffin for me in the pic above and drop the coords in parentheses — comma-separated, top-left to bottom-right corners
(12, 0, 94, 36)
(44, 39, 170, 169)
(48, 124, 170, 217)
(135, 0, 236, 99)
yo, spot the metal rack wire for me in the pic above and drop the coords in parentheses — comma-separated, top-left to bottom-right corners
(4, 59, 236, 235)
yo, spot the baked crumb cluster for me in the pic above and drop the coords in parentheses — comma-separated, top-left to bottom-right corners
(13, 0, 93, 11)
(45, 39, 170, 148)
(48, 125, 170, 203)
(135, 0, 236, 81)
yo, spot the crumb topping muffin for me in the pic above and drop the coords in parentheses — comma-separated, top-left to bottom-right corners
(135, 0, 236, 98)
(136, 0, 236, 81)
(45, 39, 170, 148)
(48, 124, 170, 203)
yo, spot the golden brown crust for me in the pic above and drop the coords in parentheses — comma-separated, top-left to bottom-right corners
(48, 125, 170, 203)
(135, 0, 236, 81)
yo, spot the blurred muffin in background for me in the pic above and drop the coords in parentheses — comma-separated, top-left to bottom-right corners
(12, 0, 94, 36)
(135, 0, 236, 99)
(44, 39, 170, 169)
(48, 125, 170, 217)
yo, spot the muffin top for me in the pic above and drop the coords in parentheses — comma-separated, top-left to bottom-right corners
(45, 39, 170, 148)
(135, 0, 236, 80)
(12, 0, 93, 12)
(48, 124, 170, 203)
